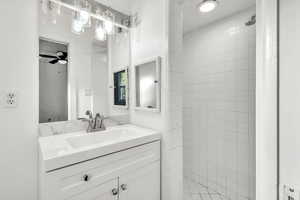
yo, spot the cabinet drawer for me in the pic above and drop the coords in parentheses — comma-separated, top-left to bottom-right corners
(42, 141, 160, 200)
(66, 178, 118, 200)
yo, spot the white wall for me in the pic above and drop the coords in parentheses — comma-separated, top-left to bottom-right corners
(129, 0, 168, 131)
(280, 0, 300, 195)
(165, 1, 184, 200)
(182, 8, 256, 200)
(129, 0, 183, 200)
(0, 1, 38, 200)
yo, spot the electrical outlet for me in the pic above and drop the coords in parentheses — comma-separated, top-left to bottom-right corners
(4, 91, 17, 108)
(284, 185, 300, 200)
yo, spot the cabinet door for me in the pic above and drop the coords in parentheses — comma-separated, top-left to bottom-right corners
(68, 178, 119, 200)
(119, 162, 160, 200)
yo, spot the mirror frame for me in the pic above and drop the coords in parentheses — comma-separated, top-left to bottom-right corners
(134, 56, 161, 113)
(113, 67, 129, 109)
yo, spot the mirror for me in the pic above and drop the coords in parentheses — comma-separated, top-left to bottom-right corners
(38, 1, 130, 123)
(135, 57, 161, 112)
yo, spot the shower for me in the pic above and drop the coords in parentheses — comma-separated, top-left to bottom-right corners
(182, 2, 256, 200)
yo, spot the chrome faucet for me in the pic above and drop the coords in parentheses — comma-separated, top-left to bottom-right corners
(80, 110, 106, 133)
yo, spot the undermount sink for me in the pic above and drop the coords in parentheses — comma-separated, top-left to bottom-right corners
(66, 129, 130, 149)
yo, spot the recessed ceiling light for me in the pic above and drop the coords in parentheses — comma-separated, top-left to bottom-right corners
(198, 0, 219, 13)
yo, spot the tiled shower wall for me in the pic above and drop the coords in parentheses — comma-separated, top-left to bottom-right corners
(182, 8, 255, 200)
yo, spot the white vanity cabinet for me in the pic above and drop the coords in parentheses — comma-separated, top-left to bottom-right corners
(118, 162, 160, 200)
(39, 141, 160, 200)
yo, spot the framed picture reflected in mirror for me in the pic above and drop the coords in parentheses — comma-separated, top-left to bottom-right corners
(113, 68, 129, 108)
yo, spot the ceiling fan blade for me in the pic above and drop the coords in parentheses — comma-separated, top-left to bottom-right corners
(39, 54, 57, 59)
(49, 59, 59, 64)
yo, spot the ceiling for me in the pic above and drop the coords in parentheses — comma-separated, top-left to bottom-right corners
(183, 0, 255, 34)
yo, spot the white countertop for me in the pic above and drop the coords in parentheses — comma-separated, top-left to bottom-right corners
(39, 124, 161, 172)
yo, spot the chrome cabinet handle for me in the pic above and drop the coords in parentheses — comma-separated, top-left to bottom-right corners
(120, 184, 127, 191)
(112, 188, 119, 196)
(82, 174, 90, 182)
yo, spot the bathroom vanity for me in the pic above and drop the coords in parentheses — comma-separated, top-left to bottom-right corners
(38, 0, 163, 199)
(39, 125, 161, 200)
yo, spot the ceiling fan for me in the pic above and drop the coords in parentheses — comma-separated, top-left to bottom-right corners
(39, 51, 68, 65)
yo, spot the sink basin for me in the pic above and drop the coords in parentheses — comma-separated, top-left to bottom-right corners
(39, 124, 161, 172)
(66, 129, 130, 149)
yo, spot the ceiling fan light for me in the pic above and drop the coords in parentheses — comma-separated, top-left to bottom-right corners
(198, 0, 218, 13)
(58, 60, 68, 65)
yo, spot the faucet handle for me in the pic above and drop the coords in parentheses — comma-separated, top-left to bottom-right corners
(85, 110, 93, 119)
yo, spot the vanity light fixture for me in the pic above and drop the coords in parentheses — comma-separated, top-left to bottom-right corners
(41, 0, 49, 14)
(95, 21, 107, 41)
(41, 0, 62, 24)
(103, 9, 115, 35)
(198, 0, 219, 13)
(95, 8, 107, 41)
(72, 12, 84, 34)
(76, 0, 92, 27)
(44, 0, 130, 40)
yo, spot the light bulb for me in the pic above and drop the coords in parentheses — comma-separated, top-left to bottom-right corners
(58, 60, 67, 65)
(72, 19, 83, 34)
(95, 23, 107, 41)
(198, 0, 218, 13)
(103, 9, 115, 35)
(79, 10, 90, 25)
(104, 20, 114, 35)
(74, 0, 91, 27)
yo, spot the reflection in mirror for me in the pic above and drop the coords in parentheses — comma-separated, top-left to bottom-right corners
(135, 57, 161, 112)
(39, 39, 69, 123)
(38, 0, 130, 124)
(114, 69, 128, 107)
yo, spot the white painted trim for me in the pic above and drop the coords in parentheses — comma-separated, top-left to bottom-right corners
(256, 0, 278, 199)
